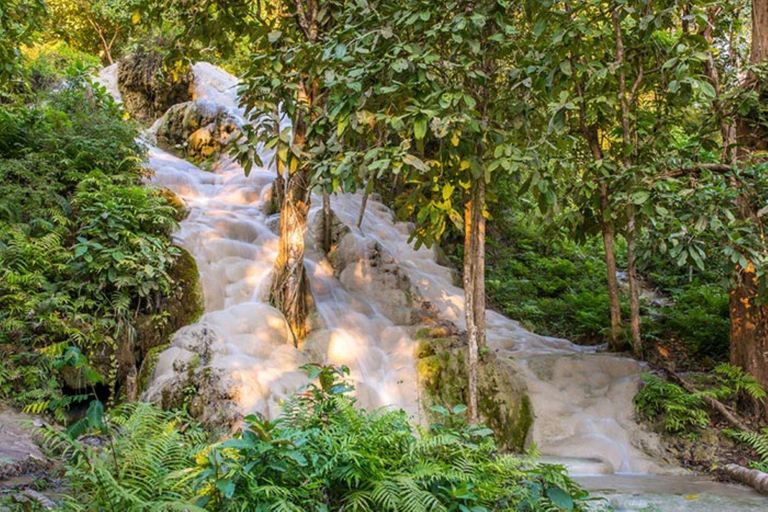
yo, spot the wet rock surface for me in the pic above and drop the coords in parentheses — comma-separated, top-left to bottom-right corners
(0, 407, 48, 482)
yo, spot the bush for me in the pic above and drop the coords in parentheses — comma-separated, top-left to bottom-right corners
(645, 284, 730, 361)
(43, 402, 206, 512)
(634, 365, 766, 435)
(0, 62, 180, 417)
(481, 216, 613, 344)
(191, 364, 590, 511)
(633, 374, 709, 434)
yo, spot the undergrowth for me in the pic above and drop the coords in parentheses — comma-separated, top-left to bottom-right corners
(0, 56, 180, 418)
(634, 363, 766, 435)
(27, 366, 593, 511)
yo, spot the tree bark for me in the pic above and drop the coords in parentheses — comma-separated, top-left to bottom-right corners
(730, 265, 768, 418)
(627, 210, 642, 357)
(600, 188, 624, 350)
(270, 167, 313, 345)
(729, 0, 768, 417)
(322, 190, 331, 253)
(614, 10, 641, 355)
(724, 464, 768, 495)
(464, 183, 479, 424)
(752, 0, 768, 65)
(473, 179, 486, 351)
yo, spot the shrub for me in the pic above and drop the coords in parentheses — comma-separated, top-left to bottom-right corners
(634, 365, 766, 435)
(634, 374, 710, 434)
(190, 364, 590, 511)
(43, 402, 206, 511)
(0, 61, 179, 415)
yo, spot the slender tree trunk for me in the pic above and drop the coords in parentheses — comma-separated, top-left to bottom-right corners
(600, 187, 623, 349)
(357, 170, 375, 229)
(627, 211, 642, 357)
(272, 118, 286, 213)
(322, 190, 331, 253)
(473, 179, 486, 351)
(614, 10, 641, 355)
(464, 184, 479, 424)
(357, 190, 369, 229)
(269, 114, 313, 345)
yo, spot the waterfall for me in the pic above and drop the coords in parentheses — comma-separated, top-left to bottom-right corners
(99, 62, 670, 476)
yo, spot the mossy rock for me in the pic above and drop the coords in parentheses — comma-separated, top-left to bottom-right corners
(137, 343, 169, 393)
(137, 246, 204, 353)
(117, 49, 193, 125)
(417, 336, 533, 452)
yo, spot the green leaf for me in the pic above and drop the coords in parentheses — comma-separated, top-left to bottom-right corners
(546, 486, 574, 510)
(414, 117, 427, 140)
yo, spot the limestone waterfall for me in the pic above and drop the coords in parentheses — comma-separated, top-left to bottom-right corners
(100, 62, 669, 477)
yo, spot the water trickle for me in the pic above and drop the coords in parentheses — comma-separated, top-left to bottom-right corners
(101, 63, 672, 476)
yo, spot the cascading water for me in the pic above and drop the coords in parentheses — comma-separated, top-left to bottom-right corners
(98, 63, 767, 509)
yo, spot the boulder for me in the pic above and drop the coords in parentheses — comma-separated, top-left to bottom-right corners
(416, 331, 533, 452)
(154, 99, 240, 160)
(117, 50, 193, 125)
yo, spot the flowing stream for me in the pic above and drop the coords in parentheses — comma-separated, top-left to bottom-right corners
(99, 63, 765, 510)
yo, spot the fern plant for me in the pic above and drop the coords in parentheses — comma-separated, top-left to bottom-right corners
(42, 402, 206, 512)
(725, 428, 768, 472)
(633, 374, 710, 434)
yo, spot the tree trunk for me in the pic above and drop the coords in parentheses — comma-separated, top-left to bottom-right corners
(357, 191, 369, 229)
(752, 0, 768, 64)
(729, 0, 768, 417)
(322, 190, 331, 253)
(613, 11, 640, 355)
(464, 183, 479, 424)
(600, 186, 624, 350)
(627, 211, 642, 357)
(270, 167, 313, 345)
(473, 179, 486, 351)
(724, 464, 768, 495)
(730, 265, 768, 417)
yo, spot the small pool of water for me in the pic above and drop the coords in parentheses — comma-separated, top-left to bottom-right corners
(576, 474, 766, 511)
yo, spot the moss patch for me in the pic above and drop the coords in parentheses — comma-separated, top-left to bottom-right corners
(137, 343, 169, 393)
(417, 335, 533, 452)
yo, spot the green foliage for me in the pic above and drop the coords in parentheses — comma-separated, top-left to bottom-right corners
(705, 363, 767, 403)
(22, 41, 101, 90)
(634, 366, 766, 434)
(644, 283, 730, 361)
(478, 216, 612, 343)
(47, 0, 145, 64)
(43, 402, 206, 511)
(725, 428, 768, 472)
(0, 0, 47, 84)
(0, 60, 179, 413)
(191, 364, 590, 511)
(634, 374, 710, 434)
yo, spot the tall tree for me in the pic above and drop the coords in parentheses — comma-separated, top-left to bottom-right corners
(528, 0, 716, 355)
(155, 0, 346, 344)
(324, 0, 533, 422)
(729, 0, 768, 415)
